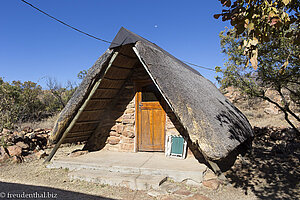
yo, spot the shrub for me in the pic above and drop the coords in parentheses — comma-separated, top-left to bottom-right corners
(0, 78, 75, 130)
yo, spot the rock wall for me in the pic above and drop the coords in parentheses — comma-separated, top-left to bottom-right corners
(105, 98, 135, 152)
(83, 77, 136, 151)
(0, 127, 51, 163)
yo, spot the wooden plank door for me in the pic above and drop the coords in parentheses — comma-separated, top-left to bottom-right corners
(136, 82, 166, 151)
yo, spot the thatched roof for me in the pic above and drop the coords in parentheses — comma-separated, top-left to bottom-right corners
(50, 27, 253, 161)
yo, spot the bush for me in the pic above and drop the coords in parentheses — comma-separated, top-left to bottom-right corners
(0, 78, 75, 130)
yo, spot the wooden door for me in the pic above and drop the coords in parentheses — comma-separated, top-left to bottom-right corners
(136, 83, 166, 151)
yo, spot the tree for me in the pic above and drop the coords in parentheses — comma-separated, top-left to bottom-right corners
(45, 77, 76, 110)
(0, 78, 45, 129)
(216, 28, 300, 133)
(0, 78, 21, 129)
(0, 77, 76, 130)
(15, 80, 44, 121)
(215, 0, 300, 69)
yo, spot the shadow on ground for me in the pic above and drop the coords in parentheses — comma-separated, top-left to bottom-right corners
(0, 181, 115, 200)
(225, 127, 300, 200)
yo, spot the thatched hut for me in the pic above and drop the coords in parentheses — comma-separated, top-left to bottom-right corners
(46, 27, 253, 168)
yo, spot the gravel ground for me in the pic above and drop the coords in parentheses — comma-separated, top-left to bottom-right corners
(0, 159, 257, 200)
(0, 145, 258, 200)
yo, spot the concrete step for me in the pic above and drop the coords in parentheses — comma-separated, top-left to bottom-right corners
(47, 151, 207, 189)
(69, 169, 167, 190)
(48, 160, 141, 173)
(49, 159, 204, 183)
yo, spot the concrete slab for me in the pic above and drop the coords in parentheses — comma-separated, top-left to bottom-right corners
(69, 169, 167, 190)
(48, 150, 208, 190)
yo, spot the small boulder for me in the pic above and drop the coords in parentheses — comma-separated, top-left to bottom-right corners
(35, 150, 47, 159)
(2, 128, 12, 135)
(12, 131, 19, 135)
(202, 179, 221, 190)
(25, 132, 36, 139)
(69, 150, 88, 157)
(22, 127, 33, 133)
(160, 182, 181, 193)
(18, 131, 26, 138)
(11, 156, 23, 163)
(7, 145, 22, 157)
(109, 131, 120, 137)
(116, 125, 125, 134)
(34, 128, 44, 133)
(16, 141, 29, 149)
(23, 154, 36, 162)
(41, 133, 49, 138)
(264, 107, 279, 115)
(13, 131, 25, 140)
(0, 146, 9, 162)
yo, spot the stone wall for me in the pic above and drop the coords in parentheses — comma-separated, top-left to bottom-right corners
(83, 76, 136, 151)
(85, 63, 191, 154)
(104, 98, 136, 152)
(104, 96, 182, 152)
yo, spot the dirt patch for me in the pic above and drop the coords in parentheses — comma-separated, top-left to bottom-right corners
(0, 144, 258, 200)
(0, 154, 154, 200)
(0, 160, 257, 200)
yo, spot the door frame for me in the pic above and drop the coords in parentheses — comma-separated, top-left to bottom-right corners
(134, 80, 166, 152)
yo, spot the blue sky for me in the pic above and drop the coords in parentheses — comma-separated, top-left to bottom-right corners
(0, 0, 230, 88)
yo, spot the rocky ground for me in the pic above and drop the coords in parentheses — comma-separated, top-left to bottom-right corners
(0, 127, 51, 164)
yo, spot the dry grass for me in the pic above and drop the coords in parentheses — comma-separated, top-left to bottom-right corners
(16, 114, 59, 131)
(224, 86, 300, 129)
(239, 107, 300, 128)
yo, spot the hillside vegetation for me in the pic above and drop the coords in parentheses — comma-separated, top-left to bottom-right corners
(224, 87, 300, 128)
(0, 78, 75, 130)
